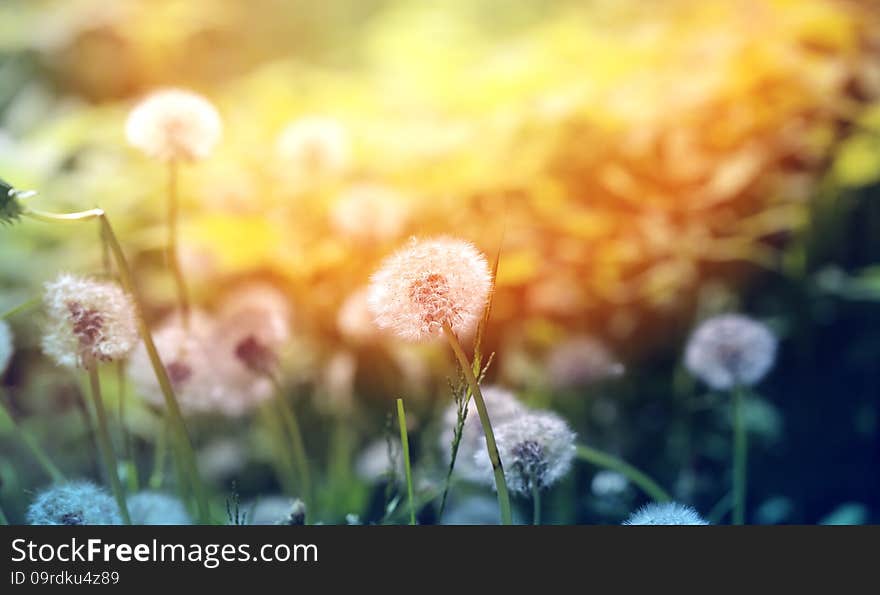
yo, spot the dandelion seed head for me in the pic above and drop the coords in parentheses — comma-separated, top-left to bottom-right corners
(129, 310, 229, 415)
(368, 237, 492, 342)
(685, 314, 777, 390)
(355, 438, 403, 483)
(128, 491, 191, 525)
(331, 184, 409, 243)
(0, 319, 13, 375)
(623, 502, 708, 525)
(126, 88, 221, 162)
(41, 273, 138, 368)
(439, 385, 527, 482)
(475, 410, 576, 496)
(27, 481, 122, 525)
(276, 115, 351, 180)
(546, 336, 625, 389)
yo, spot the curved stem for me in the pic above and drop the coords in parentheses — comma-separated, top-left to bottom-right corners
(23, 207, 104, 222)
(166, 161, 191, 328)
(0, 398, 65, 483)
(396, 398, 416, 525)
(443, 322, 513, 526)
(87, 365, 131, 525)
(732, 386, 748, 525)
(98, 214, 209, 523)
(1, 297, 40, 320)
(576, 444, 671, 503)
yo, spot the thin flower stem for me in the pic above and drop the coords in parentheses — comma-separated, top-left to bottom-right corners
(732, 386, 748, 525)
(149, 423, 167, 490)
(396, 398, 416, 526)
(0, 297, 40, 320)
(116, 361, 138, 492)
(0, 398, 65, 483)
(271, 378, 312, 520)
(531, 483, 541, 526)
(259, 403, 299, 496)
(98, 213, 210, 523)
(443, 322, 513, 526)
(575, 444, 671, 503)
(23, 205, 210, 522)
(87, 365, 131, 525)
(166, 161, 191, 328)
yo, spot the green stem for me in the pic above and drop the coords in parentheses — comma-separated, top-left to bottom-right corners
(87, 365, 131, 525)
(148, 423, 167, 490)
(531, 482, 541, 526)
(0, 399, 65, 483)
(396, 398, 416, 526)
(272, 379, 312, 520)
(166, 160, 191, 328)
(443, 322, 512, 526)
(23, 207, 104, 222)
(732, 386, 747, 525)
(0, 297, 40, 320)
(575, 444, 671, 503)
(116, 362, 138, 492)
(98, 213, 209, 523)
(259, 403, 299, 496)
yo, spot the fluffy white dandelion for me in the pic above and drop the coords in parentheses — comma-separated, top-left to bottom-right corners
(27, 481, 122, 525)
(128, 491, 191, 525)
(546, 336, 625, 389)
(368, 237, 492, 342)
(41, 273, 138, 368)
(355, 438, 403, 483)
(685, 314, 777, 390)
(125, 88, 222, 162)
(623, 502, 708, 525)
(276, 115, 351, 180)
(439, 386, 528, 482)
(474, 410, 577, 496)
(0, 319, 13, 375)
(331, 184, 409, 243)
(128, 310, 226, 415)
(215, 282, 292, 383)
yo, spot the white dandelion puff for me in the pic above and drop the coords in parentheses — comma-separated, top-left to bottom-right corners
(276, 115, 351, 180)
(125, 88, 222, 162)
(331, 183, 409, 243)
(128, 491, 191, 525)
(685, 314, 777, 390)
(546, 336, 625, 389)
(368, 236, 492, 342)
(41, 273, 138, 368)
(27, 481, 122, 525)
(474, 410, 577, 496)
(439, 386, 528, 483)
(0, 319, 13, 375)
(623, 502, 709, 525)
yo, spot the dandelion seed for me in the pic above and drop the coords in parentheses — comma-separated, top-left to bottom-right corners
(685, 314, 777, 390)
(41, 273, 138, 369)
(125, 88, 222, 162)
(474, 410, 576, 496)
(368, 237, 492, 342)
(546, 336, 625, 389)
(439, 386, 528, 482)
(128, 491, 191, 525)
(623, 502, 708, 525)
(27, 481, 122, 525)
(331, 184, 409, 243)
(276, 115, 351, 180)
(0, 319, 13, 375)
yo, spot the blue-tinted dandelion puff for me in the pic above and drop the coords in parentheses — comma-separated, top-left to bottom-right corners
(684, 314, 777, 390)
(27, 481, 122, 525)
(623, 502, 708, 525)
